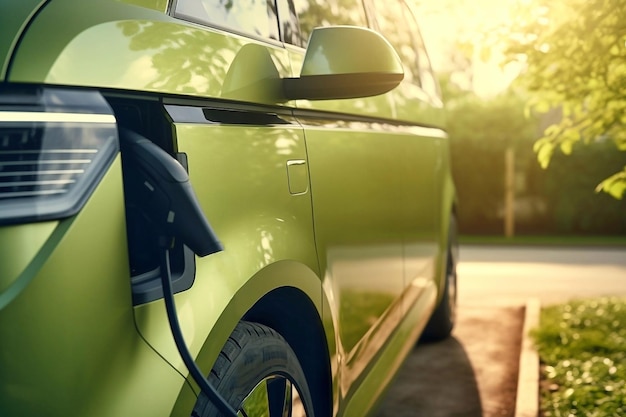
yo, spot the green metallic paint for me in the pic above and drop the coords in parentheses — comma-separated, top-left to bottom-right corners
(0, 221, 57, 297)
(291, 22, 447, 411)
(0, 0, 47, 81)
(0, 158, 188, 417)
(9, 0, 294, 106)
(132, 120, 322, 373)
(301, 26, 403, 77)
(301, 121, 442, 402)
(281, 26, 404, 100)
(289, 41, 396, 121)
(220, 43, 291, 104)
(341, 282, 437, 416)
(10, 0, 170, 84)
(288, 44, 446, 131)
(7, 0, 446, 128)
(120, 0, 169, 12)
(1, 1, 455, 415)
(287, 29, 448, 406)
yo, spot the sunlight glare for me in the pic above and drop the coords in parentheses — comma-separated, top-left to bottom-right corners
(412, 0, 531, 96)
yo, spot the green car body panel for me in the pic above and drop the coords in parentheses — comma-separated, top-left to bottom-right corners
(0, 0, 455, 416)
(0, 159, 194, 417)
(0, 0, 47, 81)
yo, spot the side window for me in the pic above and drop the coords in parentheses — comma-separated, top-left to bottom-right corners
(369, 0, 420, 87)
(290, 0, 368, 47)
(174, 0, 280, 40)
(403, 4, 442, 101)
(369, 0, 442, 101)
(277, 0, 301, 45)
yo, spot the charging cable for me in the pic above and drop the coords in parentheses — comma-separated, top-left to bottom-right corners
(159, 248, 239, 417)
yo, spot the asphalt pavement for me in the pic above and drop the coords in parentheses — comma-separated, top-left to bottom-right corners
(375, 245, 626, 417)
(459, 245, 626, 306)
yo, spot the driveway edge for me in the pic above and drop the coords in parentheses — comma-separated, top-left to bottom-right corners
(515, 298, 540, 417)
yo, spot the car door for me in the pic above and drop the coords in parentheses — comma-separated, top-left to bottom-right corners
(288, 0, 409, 396)
(282, 0, 439, 394)
(366, 0, 447, 311)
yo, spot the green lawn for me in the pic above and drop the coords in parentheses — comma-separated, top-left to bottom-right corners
(533, 298, 626, 416)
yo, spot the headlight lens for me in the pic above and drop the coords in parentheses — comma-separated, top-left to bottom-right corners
(0, 87, 118, 225)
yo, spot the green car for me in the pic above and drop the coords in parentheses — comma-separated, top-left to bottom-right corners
(0, 0, 457, 416)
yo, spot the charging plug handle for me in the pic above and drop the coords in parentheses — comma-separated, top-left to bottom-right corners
(120, 128, 222, 257)
(121, 129, 233, 414)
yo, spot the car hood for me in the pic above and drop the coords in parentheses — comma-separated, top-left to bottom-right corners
(0, 0, 49, 82)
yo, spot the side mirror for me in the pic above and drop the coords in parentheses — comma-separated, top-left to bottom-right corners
(283, 26, 404, 101)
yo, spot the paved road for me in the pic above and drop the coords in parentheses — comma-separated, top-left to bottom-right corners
(376, 245, 626, 417)
(459, 245, 626, 306)
(376, 305, 523, 417)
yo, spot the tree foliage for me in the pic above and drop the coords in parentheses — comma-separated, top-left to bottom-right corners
(504, 0, 626, 198)
(443, 78, 540, 233)
(444, 75, 626, 236)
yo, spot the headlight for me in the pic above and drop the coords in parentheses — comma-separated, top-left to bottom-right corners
(0, 86, 118, 225)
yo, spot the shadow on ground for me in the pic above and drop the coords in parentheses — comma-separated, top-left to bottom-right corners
(375, 306, 523, 417)
(375, 337, 482, 417)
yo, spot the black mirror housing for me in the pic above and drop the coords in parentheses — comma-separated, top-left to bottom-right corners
(283, 26, 404, 100)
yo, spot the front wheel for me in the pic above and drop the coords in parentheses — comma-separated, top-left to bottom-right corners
(192, 321, 315, 417)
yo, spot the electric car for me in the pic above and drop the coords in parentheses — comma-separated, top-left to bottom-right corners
(0, 0, 457, 416)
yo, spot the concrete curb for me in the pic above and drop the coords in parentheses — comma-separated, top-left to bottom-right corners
(515, 298, 541, 417)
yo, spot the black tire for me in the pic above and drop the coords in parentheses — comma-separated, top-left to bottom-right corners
(421, 216, 458, 342)
(192, 321, 315, 417)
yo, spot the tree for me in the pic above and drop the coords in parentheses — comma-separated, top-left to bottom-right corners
(504, 0, 626, 198)
(443, 78, 539, 234)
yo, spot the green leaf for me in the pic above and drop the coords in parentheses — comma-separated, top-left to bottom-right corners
(536, 140, 555, 168)
(560, 140, 573, 155)
(596, 169, 626, 200)
(497, 0, 626, 195)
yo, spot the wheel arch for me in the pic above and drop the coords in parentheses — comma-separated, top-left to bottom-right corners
(169, 261, 334, 417)
(244, 286, 333, 417)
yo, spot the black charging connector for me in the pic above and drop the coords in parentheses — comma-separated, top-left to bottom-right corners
(119, 128, 237, 416)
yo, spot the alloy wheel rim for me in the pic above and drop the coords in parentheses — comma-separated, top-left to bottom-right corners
(238, 375, 308, 417)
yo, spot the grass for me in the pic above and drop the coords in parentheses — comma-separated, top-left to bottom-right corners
(459, 235, 626, 247)
(532, 297, 626, 416)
